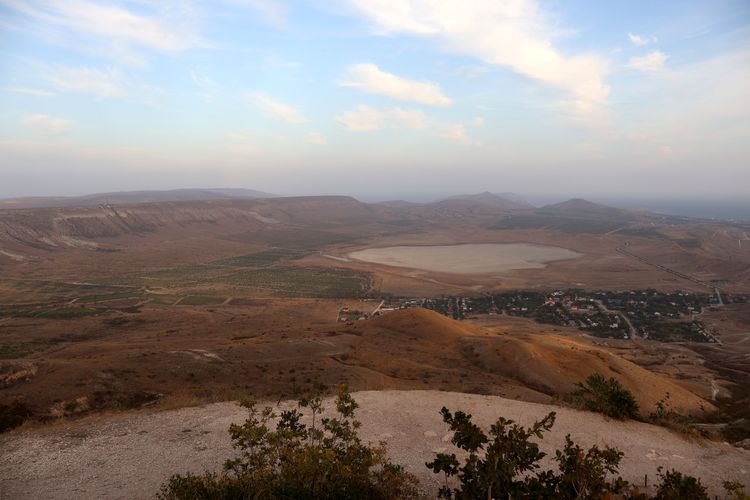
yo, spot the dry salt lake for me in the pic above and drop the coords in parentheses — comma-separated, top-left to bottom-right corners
(348, 243, 581, 274)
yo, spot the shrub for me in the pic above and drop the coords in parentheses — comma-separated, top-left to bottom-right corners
(653, 467, 709, 500)
(159, 385, 419, 499)
(0, 400, 33, 433)
(724, 480, 750, 500)
(426, 409, 628, 499)
(570, 373, 640, 420)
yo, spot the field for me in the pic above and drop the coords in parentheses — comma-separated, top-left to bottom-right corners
(1, 195, 749, 445)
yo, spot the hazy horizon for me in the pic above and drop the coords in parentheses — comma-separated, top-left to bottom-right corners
(1, 1, 749, 201)
(3, 184, 750, 220)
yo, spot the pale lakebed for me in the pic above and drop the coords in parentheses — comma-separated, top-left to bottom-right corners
(348, 243, 582, 274)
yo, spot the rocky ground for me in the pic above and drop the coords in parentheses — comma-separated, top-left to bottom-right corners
(1, 390, 748, 499)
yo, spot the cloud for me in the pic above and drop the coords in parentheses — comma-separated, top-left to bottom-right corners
(2, 0, 202, 66)
(40, 64, 163, 102)
(471, 116, 485, 127)
(628, 33, 658, 46)
(346, 0, 610, 119)
(340, 63, 452, 106)
(189, 70, 218, 89)
(627, 51, 668, 72)
(336, 105, 426, 131)
(2, 87, 54, 97)
(21, 114, 70, 134)
(42, 65, 126, 98)
(224, 0, 288, 28)
(308, 132, 326, 145)
(251, 92, 307, 124)
(439, 123, 477, 145)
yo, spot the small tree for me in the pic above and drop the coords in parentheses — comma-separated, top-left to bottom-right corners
(426, 409, 627, 499)
(159, 385, 419, 499)
(570, 373, 640, 420)
(552, 435, 626, 499)
(653, 467, 709, 500)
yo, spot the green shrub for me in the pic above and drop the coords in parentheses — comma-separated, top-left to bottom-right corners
(426, 409, 627, 499)
(570, 373, 640, 420)
(0, 400, 33, 433)
(653, 467, 709, 500)
(159, 385, 419, 499)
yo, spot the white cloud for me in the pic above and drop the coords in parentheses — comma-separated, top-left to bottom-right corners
(225, 0, 288, 28)
(627, 51, 668, 72)
(471, 116, 485, 127)
(2, 0, 202, 66)
(251, 92, 307, 124)
(628, 33, 658, 46)
(2, 87, 54, 97)
(336, 105, 426, 131)
(189, 70, 218, 89)
(21, 114, 70, 134)
(308, 132, 326, 145)
(439, 123, 477, 145)
(40, 64, 163, 103)
(42, 65, 126, 98)
(346, 0, 610, 119)
(340, 63, 452, 106)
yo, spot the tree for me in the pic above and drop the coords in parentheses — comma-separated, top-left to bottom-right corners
(426, 409, 627, 499)
(653, 468, 709, 500)
(570, 373, 640, 420)
(159, 385, 419, 499)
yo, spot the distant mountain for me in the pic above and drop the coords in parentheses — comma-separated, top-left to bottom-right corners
(0, 188, 277, 209)
(541, 198, 627, 218)
(438, 192, 533, 210)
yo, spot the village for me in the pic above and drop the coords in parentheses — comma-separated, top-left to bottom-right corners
(338, 289, 747, 344)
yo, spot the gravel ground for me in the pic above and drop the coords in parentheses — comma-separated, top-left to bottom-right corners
(1, 390, 748, 499)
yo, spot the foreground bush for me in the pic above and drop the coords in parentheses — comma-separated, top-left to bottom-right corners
(653, 467, 709, 499)
(426, 409, 628, 498)
(161, 387, 744, 499)
(570, 373, 640, 420)
(158, 385, 419, 500)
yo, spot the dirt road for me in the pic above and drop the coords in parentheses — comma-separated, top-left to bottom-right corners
(1, 391, 748, 499)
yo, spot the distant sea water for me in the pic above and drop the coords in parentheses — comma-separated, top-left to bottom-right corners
(610, 199, 750, 222)
(525, 196, 750, 222)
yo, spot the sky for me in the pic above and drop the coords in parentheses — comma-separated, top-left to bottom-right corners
(0, 0, 749, 202)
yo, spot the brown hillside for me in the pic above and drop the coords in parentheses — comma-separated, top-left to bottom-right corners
(359, 309, 712, 415)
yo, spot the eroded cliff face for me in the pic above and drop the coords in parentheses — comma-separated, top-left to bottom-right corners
(0, 196, 374, 253)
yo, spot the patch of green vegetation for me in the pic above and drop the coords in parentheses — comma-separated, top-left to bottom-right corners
(77, 291, 142, 304)
(675, 238, 701, 248)
(0, 340, 57, 359)
(37, 307, 103, 319)
(159, 386, 419, 500)
(147, 294, 182, 305)
(568, 373, 640, 420)
(221, 266, 370, 298)
(179, 295, 226, 306)
(491, 214, 624, 234)
(224, 229, 356, 249)
(0, 401, 33, 433)
(381, 219, 416, 226)
(212, 248, 308, 268)
(617, 227, 667, 238)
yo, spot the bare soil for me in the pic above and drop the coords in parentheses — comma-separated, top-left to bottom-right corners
(1, 390, 748, 499)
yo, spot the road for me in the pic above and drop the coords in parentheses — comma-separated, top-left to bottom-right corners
(593, 299, 640, 339)
(616, 245, 722, 302)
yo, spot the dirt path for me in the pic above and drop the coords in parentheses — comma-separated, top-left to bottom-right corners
(1, 391, 748, 499)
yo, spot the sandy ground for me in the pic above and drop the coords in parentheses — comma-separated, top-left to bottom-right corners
(1, 390, 748, 499)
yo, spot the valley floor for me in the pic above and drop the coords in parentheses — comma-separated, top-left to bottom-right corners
(1, 390, 748, 499)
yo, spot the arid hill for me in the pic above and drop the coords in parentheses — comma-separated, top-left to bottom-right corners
(0, 188, 277, 210)
(355, 309, 712, 415)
